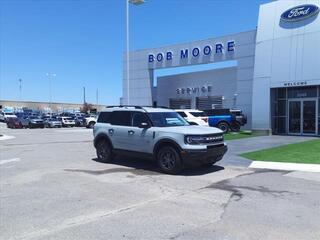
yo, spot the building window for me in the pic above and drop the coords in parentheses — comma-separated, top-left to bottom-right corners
(288, 86, 317, 99)
(271, 88, 287, 135)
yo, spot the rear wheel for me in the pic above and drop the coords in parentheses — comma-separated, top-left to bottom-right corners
(157, 146, 182, 174)
(217, 122, 229, 133)
(96, 139, 113, 163)
(230, 122, 241, 132)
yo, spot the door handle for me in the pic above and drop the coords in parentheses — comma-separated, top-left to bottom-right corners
(128, 130, 135, 135)
(108, 129, 114, 135)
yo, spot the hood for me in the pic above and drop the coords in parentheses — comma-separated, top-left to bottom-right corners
(30, 118, 43, 122)
(156, 125, 223, 135)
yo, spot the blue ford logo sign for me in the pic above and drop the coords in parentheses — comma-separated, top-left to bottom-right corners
(281, 4, 319, 22)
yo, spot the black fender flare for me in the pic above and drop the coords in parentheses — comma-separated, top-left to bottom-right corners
(153, 139, 182, 157)
(94, 133, 113, 148)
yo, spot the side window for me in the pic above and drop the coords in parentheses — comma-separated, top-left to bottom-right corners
(177, 111, 187, 118)
(132, 112, 149, 127)
(97, 112, 111, 123)
(109, 111, 131, 126)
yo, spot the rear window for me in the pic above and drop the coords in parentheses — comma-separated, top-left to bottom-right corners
(189, 112, 206, 117)
(97, 112, 112, 123)
(176, 111, 187, 118)
(109, 111, 131, 126)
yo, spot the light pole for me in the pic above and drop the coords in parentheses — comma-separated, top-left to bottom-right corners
(233, 93, 238, 109)
(126, 0, 145, 105)
(46, 73, 56, 111)
(18, 78, 22, 100)
(96, 88, 99, 105)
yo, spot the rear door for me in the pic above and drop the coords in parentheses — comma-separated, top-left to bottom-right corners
(108, 111, 132, 150)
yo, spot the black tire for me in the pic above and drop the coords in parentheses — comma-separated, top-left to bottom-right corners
(88, 121, 95, 128)
(217, 122, 229, 133)
(230, 122, 241, 132)
(157, 146, 182, 174)
(96, 139, 113, 163)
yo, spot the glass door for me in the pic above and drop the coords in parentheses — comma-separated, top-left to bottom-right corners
(288, 101, 301, 134)
(288, 99, 317, 135)
(303, 100, 316, 134)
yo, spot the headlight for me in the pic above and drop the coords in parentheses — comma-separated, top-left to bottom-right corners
(184, 135, 224, 145)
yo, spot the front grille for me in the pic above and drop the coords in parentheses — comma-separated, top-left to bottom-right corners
(199, 134, 224, 144)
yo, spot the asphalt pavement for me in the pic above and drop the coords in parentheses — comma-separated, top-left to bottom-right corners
(0, 127, 319, 240)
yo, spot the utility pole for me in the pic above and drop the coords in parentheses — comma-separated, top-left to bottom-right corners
(46, 73, 56, 112)
(96, 88, 99, 105)
(83, 87, 86, 104)
(18, 78, 22, 100)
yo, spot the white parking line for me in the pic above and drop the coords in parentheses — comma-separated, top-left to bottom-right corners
(249, 161, 320, 173)
(0, 135, 16, 141)
(0, 158, 20, 165)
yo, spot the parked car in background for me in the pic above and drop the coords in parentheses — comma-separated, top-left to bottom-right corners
(203, 109, 240, 133)
(20, 115, 45, 128)
(0, 112, 17, 122)
(6, 117, 23, 129)
(45, 118, 62, 128)
(74, 116, 86, 127)
(85, 115, 97, 128)
(58, 117, 75, 127)
(175, 109, 208, 126)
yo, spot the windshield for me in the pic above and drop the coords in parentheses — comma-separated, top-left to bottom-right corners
(6, 112, 14, 115)
(148, 112, 189, 127)
(190, 112, 206, 117)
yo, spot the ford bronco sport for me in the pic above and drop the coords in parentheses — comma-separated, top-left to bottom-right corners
(93, 106, 227, 174)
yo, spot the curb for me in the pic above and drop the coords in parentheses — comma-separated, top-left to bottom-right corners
(249, 161, 320, 173)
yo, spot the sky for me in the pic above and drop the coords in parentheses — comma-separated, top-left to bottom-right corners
(0, 0, 271, 105)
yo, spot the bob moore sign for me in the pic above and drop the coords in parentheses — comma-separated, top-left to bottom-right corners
(281, 4, 319, 22)
(148, 41, 235, 63)
(176, 86, 212, 95)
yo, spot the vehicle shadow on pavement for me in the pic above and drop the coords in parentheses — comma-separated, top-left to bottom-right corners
(91, 157, 224, 176)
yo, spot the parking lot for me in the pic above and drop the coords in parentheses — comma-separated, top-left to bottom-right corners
(1, 127, 320, 240)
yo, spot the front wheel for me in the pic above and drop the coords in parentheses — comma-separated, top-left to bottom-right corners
(96, 139, 113, 163)
(157, 146, 182, 174)
(88, 121, 95, 128)
(217, 122, 229, 133)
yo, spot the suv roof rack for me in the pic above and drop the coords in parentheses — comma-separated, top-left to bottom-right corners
(106, 105, 143, 109)
(142, 106, 169, 109)
(105, 105, 147, 112)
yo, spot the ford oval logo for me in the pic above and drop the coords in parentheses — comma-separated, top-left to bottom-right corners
(281, 4, 319, 22)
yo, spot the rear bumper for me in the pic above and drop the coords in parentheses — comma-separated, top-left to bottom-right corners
(180, 143, 228, 166)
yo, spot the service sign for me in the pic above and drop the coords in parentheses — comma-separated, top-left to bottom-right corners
(281, 4, 319, 22)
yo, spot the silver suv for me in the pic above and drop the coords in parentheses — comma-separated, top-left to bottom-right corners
(93, 106, 227, 174)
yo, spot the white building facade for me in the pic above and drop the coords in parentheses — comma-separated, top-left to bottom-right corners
(123, 0, 320, 136)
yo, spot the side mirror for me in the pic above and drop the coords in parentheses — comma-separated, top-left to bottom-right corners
(139, 122, 150, 128)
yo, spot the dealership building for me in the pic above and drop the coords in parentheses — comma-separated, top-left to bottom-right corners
(123, 0, 320, 136)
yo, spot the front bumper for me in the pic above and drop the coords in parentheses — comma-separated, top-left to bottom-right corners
(180, 143, 228, 166)
(29, 122, 44, 128)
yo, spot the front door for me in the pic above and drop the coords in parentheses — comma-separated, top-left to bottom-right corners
(288, 99, 317, 135)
